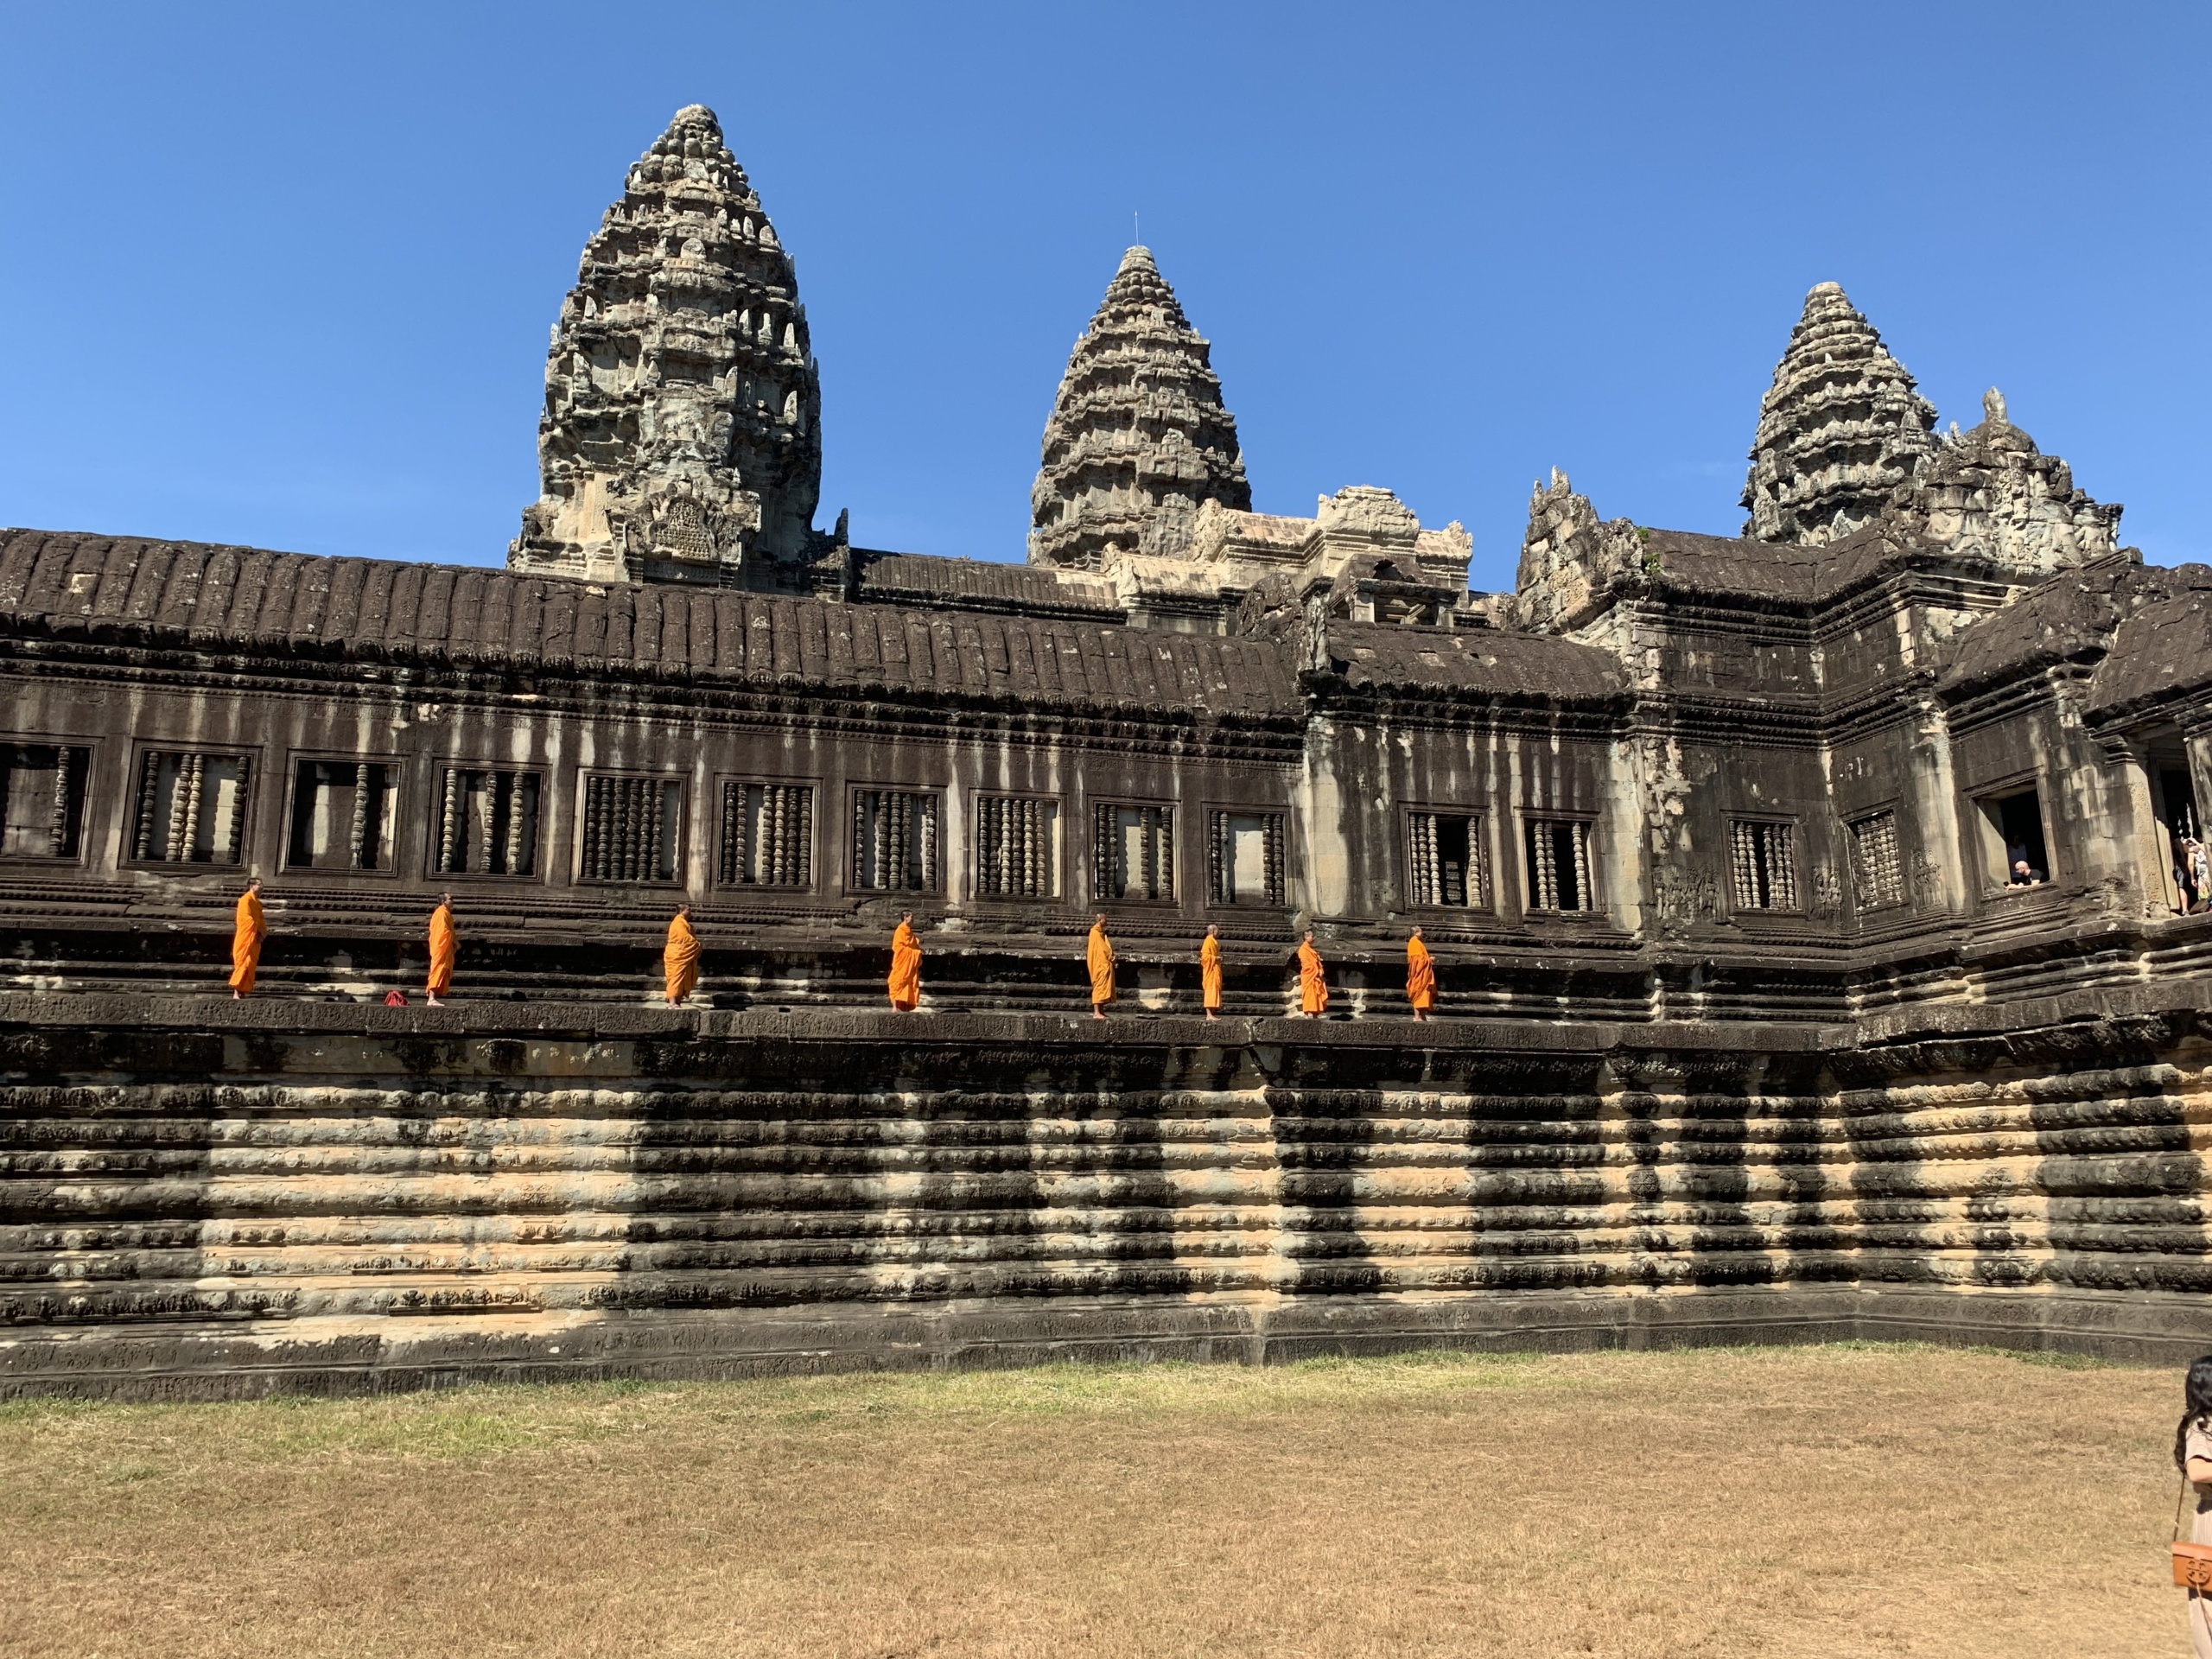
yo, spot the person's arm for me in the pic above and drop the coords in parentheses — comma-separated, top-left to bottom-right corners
(2188, 1456, 2212, 1485)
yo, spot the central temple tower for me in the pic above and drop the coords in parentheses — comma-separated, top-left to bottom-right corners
(1738, 282, 1936, 546)
(510, 105, 822, 588)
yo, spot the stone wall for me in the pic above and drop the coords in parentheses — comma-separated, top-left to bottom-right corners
(6, 990, 2210, 1398)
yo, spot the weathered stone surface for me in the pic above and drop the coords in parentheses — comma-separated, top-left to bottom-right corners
(2, 998, 2209, 1397)
(1741, 282, 1937, 546)
(1, 118, 2209, 1394)
(1029, 247, 1249, 571)
(511, 106, 822, 588)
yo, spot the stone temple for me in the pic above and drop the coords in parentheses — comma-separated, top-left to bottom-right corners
(2, 106, 2210, 1395)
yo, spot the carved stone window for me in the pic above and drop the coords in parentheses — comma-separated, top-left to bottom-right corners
(580, 775, 683, 883)
(1973, 785, 2051, 889)
(852, 790, 940, 893)
(1848, 811, 1904, 910)
(0, 744, 89, 860)
(1730, 819, 1799, 912)
(1207, 810, 1285, 906)
(1524, 817, 1594, 913)
(976, 795, 1059, 899)
(1096, 803, 1173, 902)
(721, 782, 812, 887)
(435, 769, 541, 877)
(130, 751, 251, 865)
(287, 760, 397, 872)
(1408, 810, 1486, 909)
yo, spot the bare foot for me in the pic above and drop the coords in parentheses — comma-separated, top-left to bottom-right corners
(1205, 1011, 1217, 1021)
(232, 991, 244, 1001)
(426, 996, 442, 1007)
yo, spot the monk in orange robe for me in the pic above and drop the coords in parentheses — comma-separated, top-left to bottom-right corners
(1200, 924, 1223, 1020)
(1087, 913, 1116, 1019)
(1407, 925, 1436, 1021)
(228, 878, 265, 999)
(1297, 930, 1327, 1018)
(664, 904, 701, 1006)
(888, 912, 922, 1012)
(426, 894, 456, 1006)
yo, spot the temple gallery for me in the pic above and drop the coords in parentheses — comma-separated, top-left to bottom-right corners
(6, 105, 2212, 1398)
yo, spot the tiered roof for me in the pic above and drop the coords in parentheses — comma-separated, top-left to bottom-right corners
(1739, 283, 1936, 546)
(1028, 247, 1250, 570)
(512, 105, 821, 585)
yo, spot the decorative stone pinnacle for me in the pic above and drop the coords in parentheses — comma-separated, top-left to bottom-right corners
(1984, 387, 2008, 425)
(1028, 247, 1251, 569)
(509, 105, 822, 588)
(1739, 282, 1936, 546)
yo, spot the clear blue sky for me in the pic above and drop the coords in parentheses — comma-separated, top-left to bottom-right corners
(2, 3, 2206, 591)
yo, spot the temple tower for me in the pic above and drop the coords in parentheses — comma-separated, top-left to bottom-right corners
(1029, 246, 1250, 570)
(1739, 282, 1936, 546)
(511, 105, 821, 588)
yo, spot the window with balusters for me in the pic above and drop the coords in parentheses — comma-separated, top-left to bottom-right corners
(851, 788, 940, 893)
(720, 781, 813, 887)
(1406, 810, 1487, 909)
(434, 768, 541, 877)
(1729, 818, 1799, 912)
(287, 760, 397, 871)
(1847, 810, 1903, 910)
(0, 744, 90, 860)
(129, 750, 251, 865)
(1522, 817, 1594, 912)
(1206, 809, 1285, 906)
(1095, 802, 1173, 902)
(975, 794, 1059, 899)
(579, 775, 683, 883)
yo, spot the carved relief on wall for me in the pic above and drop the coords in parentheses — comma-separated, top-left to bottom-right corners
(1809, 862, 1844, 922)
(1650, 872, 1718, 937)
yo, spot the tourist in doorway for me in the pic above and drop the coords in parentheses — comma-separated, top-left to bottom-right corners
(425, 893, 456, 1005)
(2174, 1354, 2212, 1655)
(2008, 856, 2045, 887)
(228, 876, 264, 999)
(1297, 930, 1327, 1018)
(1087, 913, 1116, 1020)
(2186, 835, 2212, 914)
(887, 912, 922, 1012)
(664, 903, 701, 1007)
(1200, 924, 1223, 1020)
(1406, 926, 1435, 1021)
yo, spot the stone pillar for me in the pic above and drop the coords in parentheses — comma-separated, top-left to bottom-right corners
(1909, 695, 1969, 915)
(2105, 736, 2177, 916)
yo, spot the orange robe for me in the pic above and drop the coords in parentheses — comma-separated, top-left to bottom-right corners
(664, 912, 702, 1005)
(1087, 922, 1116, 1007)
(426, 903, 456, 997)
(1407, 936, 1436, 1014)
(887, 920, 922, 1011)
(1200, 935, 1223, 1012)
(1298, 939, 1327, 1015)
(228, 889, 265, 995)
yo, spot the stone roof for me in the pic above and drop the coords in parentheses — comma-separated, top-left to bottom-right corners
(0, 530, 1299, 721)
(855, 553, 1123, 620)
(1322, 621, 1622, 703)
(1028, 247, 1250, 570)
(2087, 564, 2212, 718)
(1939, 559, 2210, 705)
(1641, 526, 1891, 605)
(1739, 282, 1936, 547)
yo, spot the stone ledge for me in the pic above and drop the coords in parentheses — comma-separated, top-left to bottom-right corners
(3, 1285, 2206, 1401)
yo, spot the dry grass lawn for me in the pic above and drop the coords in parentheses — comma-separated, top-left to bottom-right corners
(0, 1343, 2184, 1657)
